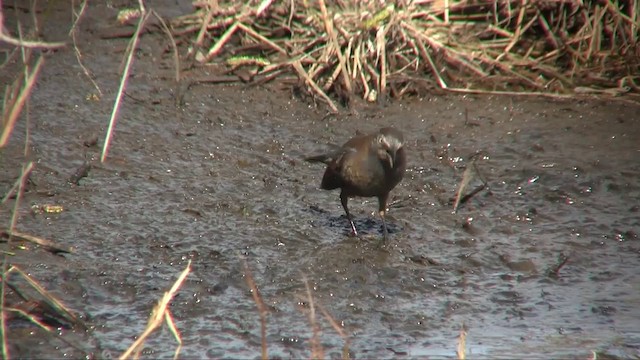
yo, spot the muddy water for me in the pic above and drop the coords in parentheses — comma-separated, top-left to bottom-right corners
(1, 2, 639, 359)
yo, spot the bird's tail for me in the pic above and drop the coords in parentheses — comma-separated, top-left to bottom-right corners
(304, 154, 332, 164)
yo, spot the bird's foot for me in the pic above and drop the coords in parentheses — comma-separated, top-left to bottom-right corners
(349, 220, 358, 237)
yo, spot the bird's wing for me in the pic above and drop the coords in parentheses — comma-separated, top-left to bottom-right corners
(305, 146, 353, 165)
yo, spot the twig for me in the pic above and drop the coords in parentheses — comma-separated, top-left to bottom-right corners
(242, 260, 268, 360)
(237, 22, 287, 55)
(119, 260, 191, 360)
(496, 0, 529, 61)
(0, 56, 44, 147)
(292, 60, 338, 112)
(317, 303, 350, 360)
(204, 21, 239, 61)
(303, 277, 324, 359)
(0, 230, 74, 254)
(8, 265, 83, 329)
(0, 161, 33, 358)
(69, 0, 102, 97)
(101, 9, 151, 162)
(457, 323, 467, 360)
(318, 0, 352, 93)
(150, 10, 181, 82)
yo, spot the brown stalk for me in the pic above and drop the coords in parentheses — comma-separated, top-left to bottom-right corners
(119, 261, 190, 360)
(456, 323, 467, 359)
(171, 0, 640, 102)
(0, 56, 44, 147)
(496, 0, 529, 61)
(204, 21, 239, 61)
(586, 6, 605, 61)
(194, 1, 216, 46)
(237, 22, 287, 55)
(0, 230, 73, 255)
(69, 0, 102, 97)
(151, 10, 181, 83)
(1, 161, 33, 358)
(319, 0, 352, 93)
(292, 60, 338, 112)
(242, 260, 268, 360)
(317, 303, 350, 360)
(101, 10, 151, 163)
(351, 38, 363, 82)
(343, 36, 355, 77)
(0, 21, 65, 49)
(408, 34, 448, 89)
(256, 0, 275, 17)
(325, 58, 344, 92)
(536, 11, 560, 50)
(8, 266, 82, 329)
(376, 25, 387, 95)
(631, 0, 638, 44)
(303, 278, 324, 360)
(364, 62, 381, 97)
(453, 165, 474, 213)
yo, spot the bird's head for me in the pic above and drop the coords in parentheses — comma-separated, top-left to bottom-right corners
(375, 127, 404, 169)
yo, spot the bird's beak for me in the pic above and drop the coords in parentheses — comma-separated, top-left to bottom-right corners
(388, 150, 396, 169)
(379, 148, 395, 169)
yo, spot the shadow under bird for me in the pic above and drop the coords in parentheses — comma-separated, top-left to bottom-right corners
(305, 127, 407, 243)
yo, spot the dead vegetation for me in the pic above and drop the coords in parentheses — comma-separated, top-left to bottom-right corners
(171, 0, 640, 110)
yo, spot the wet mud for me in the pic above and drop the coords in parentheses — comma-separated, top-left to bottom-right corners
(1, 1, 639, 358)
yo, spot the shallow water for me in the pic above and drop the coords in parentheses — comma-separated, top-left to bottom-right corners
(1, 2, 639, 359)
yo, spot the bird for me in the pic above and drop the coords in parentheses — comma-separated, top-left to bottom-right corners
(305, 127, 407, 243)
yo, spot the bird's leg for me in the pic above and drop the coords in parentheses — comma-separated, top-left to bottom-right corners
(378, 193, 390, 244)
(340, 192, 358, 236)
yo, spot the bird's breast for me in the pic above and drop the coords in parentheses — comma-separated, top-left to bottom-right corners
(340, 158, 393, 197)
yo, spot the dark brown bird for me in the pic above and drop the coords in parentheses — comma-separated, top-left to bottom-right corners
(306, 127, 407, 242)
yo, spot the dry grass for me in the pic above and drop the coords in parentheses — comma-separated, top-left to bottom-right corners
(243, 259, 269, 360)
(457, 323, 467, 359)
(242, 262, 352, 359)
(120, 261, 191, 360)
(171, 0, 640, 109)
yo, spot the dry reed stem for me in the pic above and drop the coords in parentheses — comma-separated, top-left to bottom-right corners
(4, 307, 53, 331)
(497, 0, 528, 61)
(236, 22, 287, 55)
(68, 0, 102, 98)
(0, 16, 66, 50)
(101, 9, 151, 163)
(292, 60, 339, 112)
(242, 260, 268, 360)
(195, 2, 216, 46)
(1, 161, 34, 358)
(317, 303, 350, 360)
(409, 35, 448, 89)
(0, 56, 44, 147)
(204, 22, 239, 61)
(303, 277, 324, 360)
(376, 25, 386, 96)
(8, 265, 82, 328)
(1, 230, 73, 254)
(453, 165, 474, 213)
(256, 0, 274, 16)
(2, 267, 89, 354)
(150, 10, 181, 82)
(119, 260, 191, 360)
(456, 323, 467, 359)
(319, 0, 352, 93)
(172, 0, 640, 103)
